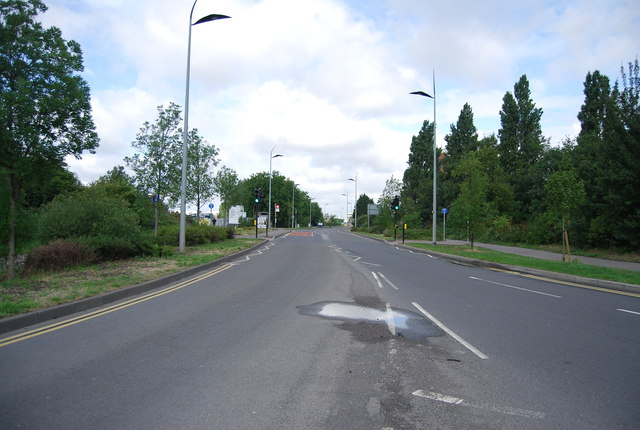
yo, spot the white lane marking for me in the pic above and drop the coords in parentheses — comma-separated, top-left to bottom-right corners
(617, 308, 640, 316)
(352, 256, 362, 262)
(385, 303, 397, 335)
(469, 276, 562, 298)
(395, 246, 414, 254)
(412, 390, 545, 420)
(371, 272, 384, 289)
(378, 272, 399, 290)
(361, 262, 381, 267)
(412, 302, 489, 360)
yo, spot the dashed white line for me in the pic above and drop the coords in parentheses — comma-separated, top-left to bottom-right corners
(469, 276, 562, 298)
(412, 302, 489, 360)
(617, 308, 640, 316)
(412, 390, 545, 420)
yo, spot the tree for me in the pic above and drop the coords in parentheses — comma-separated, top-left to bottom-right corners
(125, 103, 182, 236)
(545, 168, 585, 261)
(212, 166, 239, 223)
(444, 103, 478, 162)
(402, 120, 439, 224)
(451, 152, 488, 248)
(353, 194, 374, 226)
(1, 0, 99, 278)
(497, 75, 545, 220)
(186, 129, 219, 219)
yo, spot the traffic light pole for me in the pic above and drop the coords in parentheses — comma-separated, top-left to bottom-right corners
(394, 211, 397, 241)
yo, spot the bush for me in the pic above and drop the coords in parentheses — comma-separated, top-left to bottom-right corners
(84, 235, 140, 261)
(155, 225, 231, 247)
(24, 240, 95, 274)
(38, 188, 141, 243)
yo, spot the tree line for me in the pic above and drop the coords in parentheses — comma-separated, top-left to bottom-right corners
(366, 61, 639, 251)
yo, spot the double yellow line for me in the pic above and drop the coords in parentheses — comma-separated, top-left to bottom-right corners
(0, 263, 233, 348)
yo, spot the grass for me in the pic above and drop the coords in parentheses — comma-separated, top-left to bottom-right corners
(407, 242, 640, 286)
(0, 238, 262, 318)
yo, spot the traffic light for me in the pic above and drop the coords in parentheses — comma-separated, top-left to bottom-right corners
(391, 195, 400, 212)
(253, 188, 265, 205)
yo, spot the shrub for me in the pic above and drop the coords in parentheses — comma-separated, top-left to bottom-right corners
(38, 188, 141, 243)
(155, 225, 231, 247)
(84, 235, 140, 261)
(24, 240, 95, 274)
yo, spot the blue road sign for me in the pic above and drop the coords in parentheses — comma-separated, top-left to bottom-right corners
(442, 208, 448, 214)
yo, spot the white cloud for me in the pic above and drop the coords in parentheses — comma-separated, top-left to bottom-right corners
(43, 0, 639, 216)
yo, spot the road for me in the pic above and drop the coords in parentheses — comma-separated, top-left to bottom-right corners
(1, 229, 639, 429)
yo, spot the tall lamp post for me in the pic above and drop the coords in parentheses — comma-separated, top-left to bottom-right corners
(348, 175, 358, 227)
(179, 1, 230, 253)
(342, 192, 349, 227)
(411, 70, 437, 245)
(267, 146, 283, 237)
(291, 183, 300, 228)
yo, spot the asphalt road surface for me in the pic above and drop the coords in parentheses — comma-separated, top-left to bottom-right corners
(1, 229, 639, 429)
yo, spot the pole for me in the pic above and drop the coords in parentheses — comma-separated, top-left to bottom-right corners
(179, 2, 197, 253)
(394, 211, 397, 241)
(443, 211, 446, 241)
(432, 69, 437, 245)
(268, 146, 274, 237)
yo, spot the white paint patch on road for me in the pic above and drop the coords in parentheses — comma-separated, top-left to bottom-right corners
(412, 390, 546, 420)
(386, 303, 397, 335)
(371, 272, 384, 289)
(377, 272, 399, 290)
(412, 302, 489, 360)
(469, 276, 562, 298)
(617, 308, 640, 316)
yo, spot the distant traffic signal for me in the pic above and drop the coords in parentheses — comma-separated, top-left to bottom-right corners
(253, 188, 265, 205)
(391, 195, 400, 212)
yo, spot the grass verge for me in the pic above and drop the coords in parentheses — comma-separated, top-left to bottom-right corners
(407, 243, 640, 286)
(0, 238, 262, 318)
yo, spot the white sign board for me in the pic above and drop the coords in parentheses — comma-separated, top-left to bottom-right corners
(228, 205, 244, 225)
(367, 204, 380, 215)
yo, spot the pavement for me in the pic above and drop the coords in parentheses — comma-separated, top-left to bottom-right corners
(403, 239, 640, 272)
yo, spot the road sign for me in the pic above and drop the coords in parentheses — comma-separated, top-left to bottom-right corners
(209, 203, 214, 209)
(442, 208, 448, 214)
(275, 204, 280, 213)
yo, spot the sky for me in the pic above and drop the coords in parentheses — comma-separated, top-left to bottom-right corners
(41, 0, 639, 219)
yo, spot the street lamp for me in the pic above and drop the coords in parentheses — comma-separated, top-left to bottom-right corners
(411, 69, 437, 245)
(179, 1, 230, 252)
(342, 192, 349, 226)
(348, 175, 358, 228)
(291, 183, 300, 228)
(267, 146, 283, 237)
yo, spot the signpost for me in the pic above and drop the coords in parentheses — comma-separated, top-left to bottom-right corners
(442, 208, 448, 242)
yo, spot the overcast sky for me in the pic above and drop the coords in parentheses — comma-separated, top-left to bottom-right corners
(42, 0, 639, 218)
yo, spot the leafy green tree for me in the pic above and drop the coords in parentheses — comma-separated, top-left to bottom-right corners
(186, 129, 219, 219)
(91, 166, 158, 230)
(353, 194, 374, 226)
(575, 62, 640, 248)
(450, 152, 488, 248)
(125, 103, 182, 236)
(545, 168, 585, 261)
(402, 120, 440, 224)
(212, 165, 239, 223)
(497, 75, 546, 220)
(1, 0, 99, 278)
(444, 103, 478, 162)
(574, 70, 621, 246)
